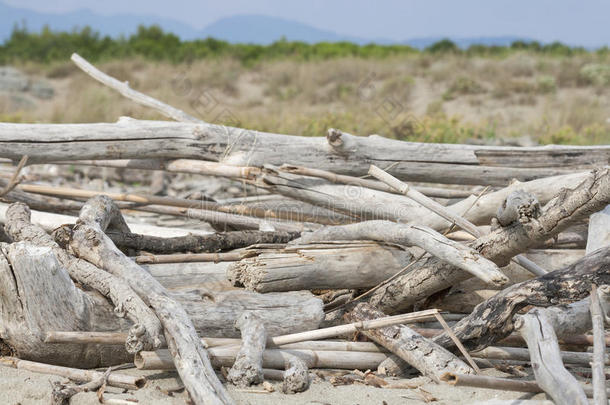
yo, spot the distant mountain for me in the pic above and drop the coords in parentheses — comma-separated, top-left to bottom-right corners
(0, 2, 200, 41)
(199, 15, 371, 45)
(0, 2, 535, 48)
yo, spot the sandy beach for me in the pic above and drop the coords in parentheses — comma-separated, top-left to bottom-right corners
(0, 365, 555, 404)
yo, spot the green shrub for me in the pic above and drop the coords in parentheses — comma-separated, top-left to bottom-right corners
(443, 76, 485, 100)
(579, 63, 610, 86)
(0, 25, 599, 66)
(536, 75, 557, 93)
(426, 39, 459, 54)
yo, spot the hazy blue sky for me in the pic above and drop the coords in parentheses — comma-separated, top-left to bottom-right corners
(3, 0, 609, 46)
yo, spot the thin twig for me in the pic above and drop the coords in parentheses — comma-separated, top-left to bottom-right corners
(434, 313, 480, 374)
(0, 155, 28, 197)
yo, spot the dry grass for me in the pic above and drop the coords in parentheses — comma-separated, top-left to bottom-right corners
(2, 52, 609, 144)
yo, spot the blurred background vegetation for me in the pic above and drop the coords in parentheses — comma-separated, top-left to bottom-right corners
(1, 25, 609, 145)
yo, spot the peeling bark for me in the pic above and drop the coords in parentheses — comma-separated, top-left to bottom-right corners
(434, 247, 610, 350)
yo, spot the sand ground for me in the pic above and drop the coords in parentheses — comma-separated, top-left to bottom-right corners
(0, 366, 554, 405)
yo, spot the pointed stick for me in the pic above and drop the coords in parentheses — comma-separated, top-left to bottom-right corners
(369, 164, 547, 276)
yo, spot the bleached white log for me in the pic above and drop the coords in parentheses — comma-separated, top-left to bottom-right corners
(227, 312, 267, 387)
(590, 285, 608, 405)
(346, 303, 473, 383)
(369, 169, 610, 314)
(0, 119, 595, 185)
(515, 309, 587, 405)
(296, 221, 507, 285)
(227, 242, 413, 292)
(135, 347, 388, 371)
(71, 53, 203, 123)
(0, 201, 211, 237)
(5, 203, 164, 353)
(417, 171, 591, 232)
(587, 205, 610, 254)
(67, 196, 233, 405)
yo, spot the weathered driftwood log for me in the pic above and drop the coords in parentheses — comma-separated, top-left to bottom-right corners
(495, 190, 541, 227)
(369, 164, 546, 276)
(143, 262, 234, 291)
(368, 164, 480, 236)
(135, 347, 388, 371)
(0, 357, 144, 390)
(227, 242, 413, 292)
(429, 249, 585, 313)
(441, 372, 610, 398)
(45, 332, 388, 353)
(0, 201, 212, 238)
(134, 203, 308, 233)
(19, 183, 339, 226)
(590, 285, 609, 405)
(296, 221, 507, 285)
(227, 312, 267, 387)
(4, 203, 164, 354)
(173, 289, 323, 338)
(72, 53, 202, 123)
(1, 248, 322, 353)
(416, 171, 591, 232)
(56, 161, 592, 233)
(254, 168, 422, 222)
(368, 169, 610, 314)
(0, 239, 324, 369)
(0, 242, 133, 367)
(51, 366, 111, 405)
(434, 248, 610, 350)
(1, 251, 324, 348)
(135, 250, 249, 264)
(344, 303, 472, 383)
(63, 195, 233, 405)
(219, 195, 353, 225)
(278, 164, 477, 198)
(282, 354, 309, 394)
(2, 119, 599, 185)
(515, 309, 587, 405)
(587, 205, 610, 254)
(108, 229, 299, 254)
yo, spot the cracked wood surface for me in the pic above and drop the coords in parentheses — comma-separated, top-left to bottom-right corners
(367, 169, 610, 314)
(0, 119, 597, 186)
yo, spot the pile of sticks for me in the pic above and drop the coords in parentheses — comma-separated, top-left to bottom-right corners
(0, 54, 607, 405)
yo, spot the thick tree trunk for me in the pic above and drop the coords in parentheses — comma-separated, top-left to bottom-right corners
(1, 119, 602, 185)
(4, 203, 164, 353)
(227, 242, 414, 292)
(0, 241, 133, 367)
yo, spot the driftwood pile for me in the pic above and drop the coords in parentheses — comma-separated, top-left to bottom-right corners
(0, 53, 608, 405)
